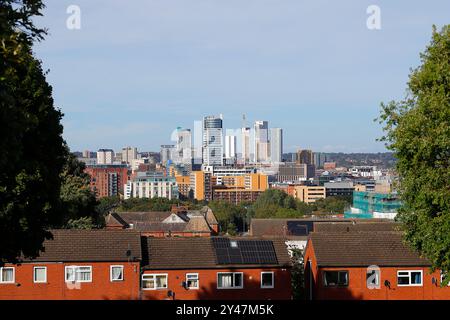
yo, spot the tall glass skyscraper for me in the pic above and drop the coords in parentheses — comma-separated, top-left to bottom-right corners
(253, 120, 269, 163)
(270, 128, 283, 163)
(202, 115, 223, 166)
(173, 127, 192, 164)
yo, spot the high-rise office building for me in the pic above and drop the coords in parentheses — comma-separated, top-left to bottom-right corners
(241, 127, 250, 164)
(97, 149, 114, 165)
(296, 149, 314, 165)
(202, 115, 223, 166)
(269, 128, 283, 163)
(122, 146, 138, 165)
(225, 135, 237, 161)
(160, 145, 175, 165)
(313, 152, 326, 169)
(174, 127, 192, 164)
(254, 120, 269, 163)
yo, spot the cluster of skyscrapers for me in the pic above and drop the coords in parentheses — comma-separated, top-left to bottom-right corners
(161, 114, 283, 168)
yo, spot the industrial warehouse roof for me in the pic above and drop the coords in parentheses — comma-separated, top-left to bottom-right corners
(142, 237, 292, 270)
(22, 230, 142, 262)
(308, 231, 430, 267)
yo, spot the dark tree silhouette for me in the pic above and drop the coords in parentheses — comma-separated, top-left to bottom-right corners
(0, 1, 66, 263)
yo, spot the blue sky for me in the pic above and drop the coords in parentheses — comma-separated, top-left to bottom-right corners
(33, 0, 450, 153)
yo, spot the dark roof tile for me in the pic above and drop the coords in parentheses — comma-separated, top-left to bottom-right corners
(309, 231, 430, 267)
(23, 229, 142, 262)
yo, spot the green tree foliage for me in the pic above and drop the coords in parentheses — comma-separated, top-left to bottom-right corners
(378, 25, 450, 284)
(0, 1, 67, 263)
(290, 248, 305, 300)
(116, 197, 201, 212)
(65, 217, 95, 230)
(250, 189, 332, 218)
(251, 189, 298, 218)
(95, 196, 121, 217)
(310, 196, 352, 214)
(58, 152, 98, 227)
(208, 200, 248, 234)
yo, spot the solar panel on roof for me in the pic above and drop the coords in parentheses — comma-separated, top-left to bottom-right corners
(212, 238, 278, 265)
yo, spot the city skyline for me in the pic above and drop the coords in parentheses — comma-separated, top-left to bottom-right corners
(33, 1, 450, 152)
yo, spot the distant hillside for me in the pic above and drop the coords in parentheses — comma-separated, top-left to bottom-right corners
(283, 152, 396, 169)
(323, 152, 396, 169)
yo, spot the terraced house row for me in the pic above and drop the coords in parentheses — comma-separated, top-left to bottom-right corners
(1, 221, 450, 300)
(0, 230, 292, 300)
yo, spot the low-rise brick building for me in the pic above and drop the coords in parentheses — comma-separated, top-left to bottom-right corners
(0, 231, 291, 300)
(0, 230, 142, 300)
(141, 237, 292, 300)
(304, 230, 450, 300)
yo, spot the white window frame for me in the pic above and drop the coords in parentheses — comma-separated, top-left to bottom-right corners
(141, 273, 168, 290)
(0, 267, 15, 284)
(65, 266, 92, 283)
(261, 271, 274, 289)
(33, 266, 47, 283)
(110, 265, 124, 282)
(186, 273, 199, 289)
(217, 272, 244, 289)
(397, 270, 423, 287)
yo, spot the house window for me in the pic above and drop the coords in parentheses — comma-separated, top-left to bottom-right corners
(261, 272, 274, 288)
(186, 273, 199, 289)
(397, 270, 423, 286)
(110, 265, 124, 282)
(33, 267, 47, 283)
(65, 266, 92, 283)
(323, 271, 348, 287)
(142, 274, 168, 290)
(0, 267, 14, 284)
(217, 272, 243, 289)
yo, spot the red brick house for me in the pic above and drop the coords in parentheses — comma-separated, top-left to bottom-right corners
(105, 206, 219, 237)
(140, 237, 292, 300)
(0, 230, 142, 300)
(304, 231, 450, 300)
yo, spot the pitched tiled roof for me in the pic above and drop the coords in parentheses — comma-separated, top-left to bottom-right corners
(142, 237, 292, 269)
(250, 218, 393, 238)
(184, 216, 212, 233)
(109, 211, 215, 234)
(23, 229, 142, 262)
(142, 237, 218, 269)
(203, 206, 219, 225)
(134, 222, 187, 232)
(112, 212, 172, 224)
(313, 221, 402, 233)
(250, 219, 290, 236)
(308, 231, 430, 267)
(105, 213, 128, 228)
(250, 218, 344, 239)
